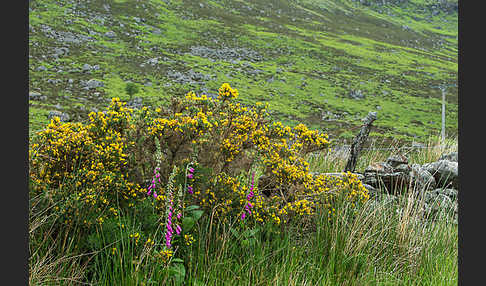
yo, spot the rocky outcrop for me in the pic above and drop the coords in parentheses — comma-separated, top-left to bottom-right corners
(361, 152, 458, 222)
(422, 160, 458, 189)
(362, 152, 458, 194)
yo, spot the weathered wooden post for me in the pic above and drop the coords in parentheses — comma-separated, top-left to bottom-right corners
(344, 111, 377, 173)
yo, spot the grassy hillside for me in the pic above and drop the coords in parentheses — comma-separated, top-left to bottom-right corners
(28, 0, 457, 142)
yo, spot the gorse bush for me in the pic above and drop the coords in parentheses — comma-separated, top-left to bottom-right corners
(128, 83, 369, 226)
(29, 83, 370, 269)
(29, 98, 144, 231)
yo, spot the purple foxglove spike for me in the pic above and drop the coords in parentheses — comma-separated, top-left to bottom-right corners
(177, 213, 182, 219)
(241, 212, 246, 220)
(175, 225, 181, 235)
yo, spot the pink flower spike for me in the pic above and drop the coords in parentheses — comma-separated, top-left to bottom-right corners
(177, 213, 182, 219)
(188, 167, 194, 173)
(153, 192, 158, 198)
(241, 212, 246, 220)
(175, 225, 182, 235)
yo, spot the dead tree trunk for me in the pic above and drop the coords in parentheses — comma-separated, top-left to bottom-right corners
(344, 111, 377, 172)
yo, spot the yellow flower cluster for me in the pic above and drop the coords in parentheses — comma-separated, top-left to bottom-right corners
(145, 237, 155, 246)
(130, 232, 141, 245)
(158, 249, 173, 263)
(184, 234, 195, 246)
(29, 98, 143, 228)
(218, 82, 239, 100)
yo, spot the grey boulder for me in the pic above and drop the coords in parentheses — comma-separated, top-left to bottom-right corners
(422, 160, 458, 189)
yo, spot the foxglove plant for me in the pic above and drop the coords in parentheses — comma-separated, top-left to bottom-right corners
(147, 137, 163, 198)
(164, 166, 178, 249)
(185, 163, 195, 194)
(241, 172, 255, 220)
(147, 166, 161, 198)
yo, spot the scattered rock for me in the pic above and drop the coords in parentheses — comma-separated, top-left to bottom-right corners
(439, 152, 458, 162)
(348, 89, 365, 100)
(422, 160, 458, 189)
(47, 79, 61, 84)
(409, 164, 436, 192)
(166, 69, 212, 85)
(364, 162, 394, 174)
(127, 97, 143, 109)
(188, 46, 262, 62)
(48, 110, 70, 122)
(104, 31, 116, 39)
(82, 63, 92, 72)
(52, 47, 69, 58)
(29, 92, 47, 101)
(386, 154, 408, 168)
(83, 79, 104, 90)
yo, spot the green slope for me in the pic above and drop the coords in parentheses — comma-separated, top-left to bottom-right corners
(28, 0, 458, 143)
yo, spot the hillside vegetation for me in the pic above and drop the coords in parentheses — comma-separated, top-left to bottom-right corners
(29, 87, 457, 285)
(28, 0, 457, 142)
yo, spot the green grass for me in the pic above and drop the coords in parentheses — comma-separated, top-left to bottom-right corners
(29, 136, 458, 285)
(29, 190, 457, 285)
